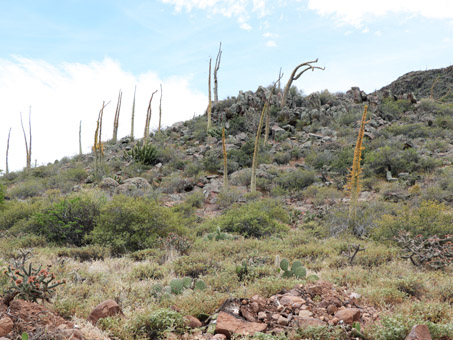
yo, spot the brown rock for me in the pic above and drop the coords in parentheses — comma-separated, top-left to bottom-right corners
(279, 294, 306, 306)
(306, 285, 323, 297)
(257, 312, 267, 320)
(211, 335, 227, 340)
(87, 299, 123, 325)
(0, 316, 13, 337)
(215, 312, 267, 337)
(277, 316, 289, 326)
(298, 310, 313, 318)
(185, 315, 203, 328)
(294, 317, 325, 328)
(334, 308, 360, 324)
(326, 304, 338, 314)
(405, 325, 432, 340)
(250, 302, 260, 313)
(240, 306, 256, 322)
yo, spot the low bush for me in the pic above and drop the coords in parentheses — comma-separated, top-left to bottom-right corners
(275, 169, 317, 193)
(128, 308, 187, 339)
(205, 199, 290, 238)
(90, 195, 184, 254)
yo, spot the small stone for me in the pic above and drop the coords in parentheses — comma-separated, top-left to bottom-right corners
(294, 317, 325, 328)
(277, 305, 285, 312)
(405, 325, 432, 340)
(0, 317, 13, 337)
(257, 312, 267, 320)
(331, 317, 340, 325)
(272, 314, 280, 320)
(349, 292, 361, 300)
(87, 299, 123, 325)
(306, 285, 323, 297)
(280, 295, 306, 306)
(250, 302, 260, 313)
(326, 304, 338, 314)
(185, 316, 203, 328)
(298, 310, 313, 318)
(277, 316, 289, 326)
(334, 308, 361, 325)
(211, 335, 227, 340)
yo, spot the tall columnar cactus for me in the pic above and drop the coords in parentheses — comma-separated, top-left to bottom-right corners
(94, 101, 109, 173)
(280, 259, 306, 279)
(131, 85, 136, 140)
(214, 42, 222, 105)
(345, 105, 369, 230)
(112, 89, 122, 143)
(158, 83, 163, 133)
(79, 121, 82, 156)
(222, 127, 228, 188)
(20, 108, 32, 170)
(207, 57, 212, 131)
(5, 127, 11, 174)
(144, 90, 158, 143)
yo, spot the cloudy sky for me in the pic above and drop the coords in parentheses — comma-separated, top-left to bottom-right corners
(1, 0, 452, 172)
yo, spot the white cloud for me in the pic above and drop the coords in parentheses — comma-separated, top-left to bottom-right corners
(307, 0, 453, 27)
(161, 0, 275, 29)
(263, 32, 278, 38)
(0, 57, 207, 172)
(265, 40, 277, 47)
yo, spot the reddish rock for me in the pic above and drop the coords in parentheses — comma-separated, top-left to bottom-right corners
(334, 308, 361, 324)
(0, 316, 13, 337)
(277, 316, 289, 326)
(326, 304, 338, 314)
(279, 294, 306, 306)
(257, 312, 267, 320)
(215, 311, 267, 337)
(298, 310, 313, 318)
(185, 315, 203, 328)
(306, 285, 323, 297)
(87, 299, 123, 325)
(294, 317, 325, 328)
(211, 334, 227, 340)
(240, 306, 256, 322)
(250, 302, 260, 313)
(405, 325, 432, 340)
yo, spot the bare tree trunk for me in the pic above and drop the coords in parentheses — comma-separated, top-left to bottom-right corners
(79, 121, 82, 156)
(207, 58, 212, 131)
(20, 108, 32, 170)
(94, 101, 109, 173)
(112, 89, 122, 143)
(281, 59, 324, 107)
(6, 127, 11, 174)
(158, 84, 163, 133)
(222, 127, 228, 189)
(214, 42, 222, 105)
(131, 85, 136, 140)
(264, 111, 270, 145)
(144, 90, 158, 143)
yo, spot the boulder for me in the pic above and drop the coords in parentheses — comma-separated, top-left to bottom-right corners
(215, 311, 267, 337)
(115, 177, 151, 196)
(87, 299, 123, 325)
(334, 308, 361, 324)
(0, 316, 13, 337)
(405, 325, 432, 340)
(280, 294, 306, 307)
(293, 316, 325, 328)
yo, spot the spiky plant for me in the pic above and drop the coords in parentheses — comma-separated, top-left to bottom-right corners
(345, 105, 369, 231)
(127, 142, 159, 166)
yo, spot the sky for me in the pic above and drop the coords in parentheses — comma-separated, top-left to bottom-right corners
(0, 0, 452, 172)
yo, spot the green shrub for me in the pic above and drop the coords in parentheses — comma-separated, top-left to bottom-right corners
(130, 262, 167, 280)
(207, 199, 290, 238)
(28, 194, 101, 246)
(275, 169, 316, 192)
(374, 200, 453, 240)
(380, 98, 412, 119)
(57, 245, 109, 262)
(0, 183, 5, 209)
(128, 308, 187, 339)
(90, 195, 184, 253)
(9, 179, 45, 199)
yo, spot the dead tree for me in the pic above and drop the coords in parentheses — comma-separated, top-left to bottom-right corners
(158, 84, 163, 133)
(79, 121, 82, 156)
(94, 101, 110, 173)
(131, 85, 136, 140)
(5, 127, 11, 174)
(207, 57, 212, 131)
(281, 59, 324, 107)
(20, 107, 32, 170)
(112, 89, 122, 143)
(214, 42, 222, 105)
(144, 90, 158, 143)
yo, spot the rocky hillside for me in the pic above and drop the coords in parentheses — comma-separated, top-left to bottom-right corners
(0, 66, 452, 340)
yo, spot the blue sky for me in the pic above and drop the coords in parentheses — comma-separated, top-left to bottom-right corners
(1, 0, 453, 171)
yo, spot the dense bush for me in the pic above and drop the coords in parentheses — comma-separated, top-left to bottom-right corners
(275, 169, 317, 193)
(90, 195, 184, 253)
(8, 179, 45, 199)
(0, 199, 45, 232)
(374, 200, 453, 240)
(28, 193, 102, 246)
(128, 308, 187, 339)
(0, 183, 5, 209)
(206, 199, 290, 238)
